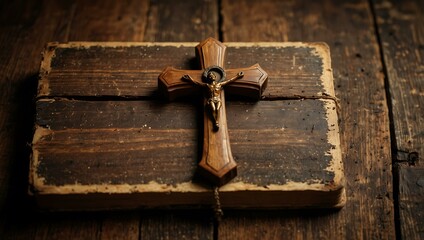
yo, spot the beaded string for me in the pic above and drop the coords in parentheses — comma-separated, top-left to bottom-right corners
(213, 186, 223, 223)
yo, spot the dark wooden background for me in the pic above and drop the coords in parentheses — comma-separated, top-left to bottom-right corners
(0, 0, 422, 239)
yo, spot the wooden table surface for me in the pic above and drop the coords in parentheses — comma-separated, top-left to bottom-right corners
(0, 0, 422, 239)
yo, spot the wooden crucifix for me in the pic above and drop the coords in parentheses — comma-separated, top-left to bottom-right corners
(158, 38, 268, 186)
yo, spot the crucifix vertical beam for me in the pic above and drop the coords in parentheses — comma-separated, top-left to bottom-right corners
(158, 38, 268, 186)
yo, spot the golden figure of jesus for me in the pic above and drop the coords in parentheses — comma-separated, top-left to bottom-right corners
(182, 70, 244, 131)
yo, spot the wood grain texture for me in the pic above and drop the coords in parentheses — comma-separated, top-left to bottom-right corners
(68, 0, 148, 41)
(0, 0, 77, 238)
(140, 210, 213, 240)
(2, 0, 417, 239)
(373, 0, 424, 239)
(100, 212, 140, 240)
(143, 0, 218, 42)
(33, 99, 339, 187)
(33, 213, 101, 240)
(221, 0, 394, 239)
(397, 166, 424, 239)
(38, 42, 331, 100)
(31, 41, 344, 209)
(374, 0, 424, 165)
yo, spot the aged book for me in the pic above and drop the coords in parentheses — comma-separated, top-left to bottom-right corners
(30, 41, 345, 210)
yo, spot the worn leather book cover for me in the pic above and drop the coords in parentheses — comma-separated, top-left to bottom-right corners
(30, 41, 345, 210)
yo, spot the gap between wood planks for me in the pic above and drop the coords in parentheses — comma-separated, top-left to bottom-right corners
(369, 0, 407, 239)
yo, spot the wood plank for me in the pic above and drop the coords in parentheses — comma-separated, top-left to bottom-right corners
(140, 210, 213, 240)
(38, 42, 332, 100)
(34, 213, 101, 240)
(397, 166, 424, 239)
(31, 42, 343, 210)
(68, 0, 149, 41)
(221, 0, 394, 239)
(0, 0, 78, 238)
(100, 212, 140, 240)
(373, 0, 424, 239)
(32, 98, 343, 209)
(373, 0, 424, 165)
(143, 0, 218, 42)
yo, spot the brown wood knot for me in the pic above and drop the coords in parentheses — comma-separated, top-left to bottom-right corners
(397, 151, 419, 166)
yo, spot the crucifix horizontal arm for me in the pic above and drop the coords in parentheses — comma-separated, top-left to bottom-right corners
(159, 64, 268, 101)
(158, 38, 268, 186)
(182, 71, 244, 87)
